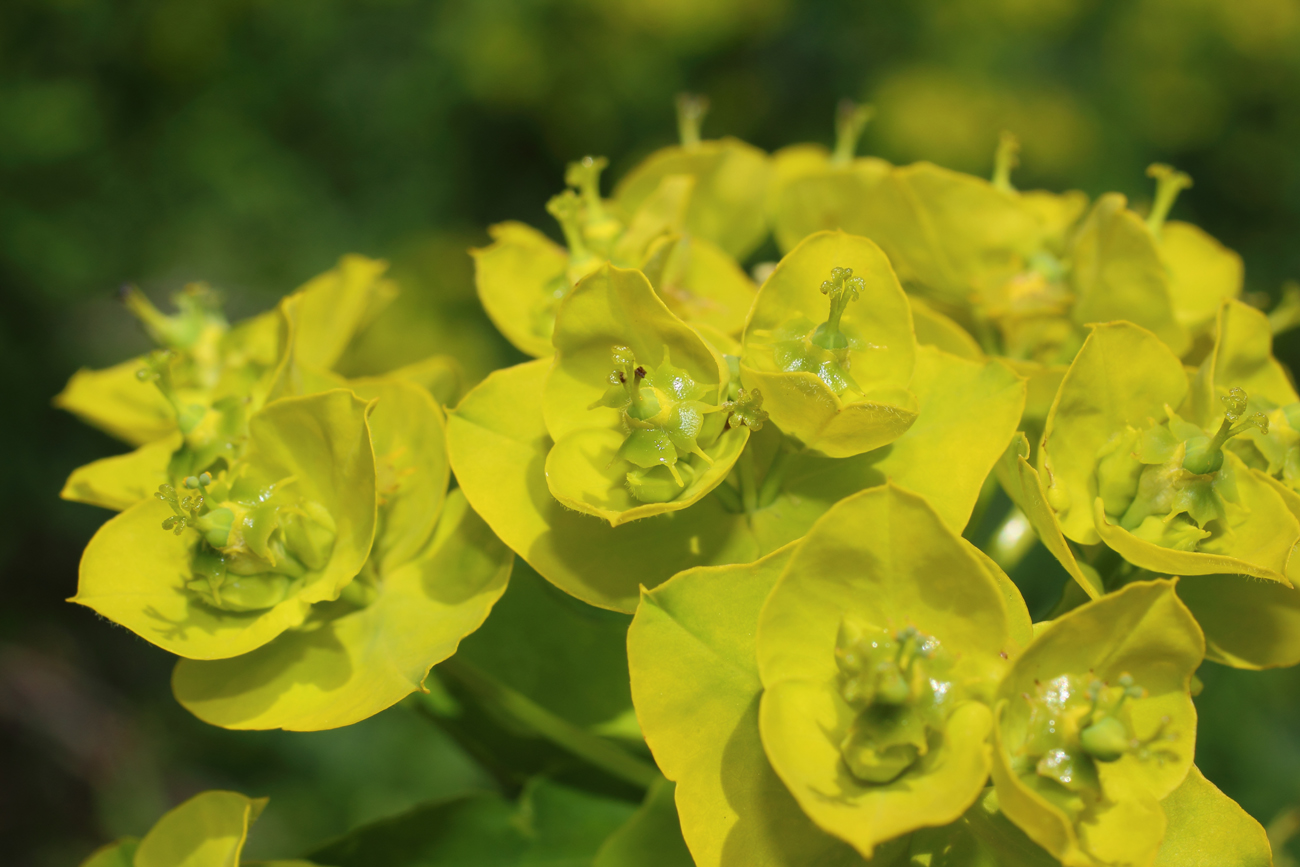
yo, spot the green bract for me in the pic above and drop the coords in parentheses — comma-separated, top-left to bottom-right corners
(1040, 320, 1300, 581)
(740, 230, 918, 458)
(73, 389, 378, 659)
(544, 263, 749, 522)
(613, 94, 771, 261)
(79, 790, 270, 867)
(756, 485, 1017, 858)
(767, 101, 891, 254)
(991, 579, 1203, 867)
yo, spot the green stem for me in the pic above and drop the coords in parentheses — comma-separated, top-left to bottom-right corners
(711, 479, 743, 512)
(676, 93, 708, 148)
(738, 447, 758, 514)
(1145, 163, 1192, 237)
(832, 100, 873, 166)
(991, 131, 1019, 193)
(437, 658, 660, 790)
(757, 446, 793, 509)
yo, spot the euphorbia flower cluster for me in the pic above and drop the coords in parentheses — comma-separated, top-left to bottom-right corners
(67, 97, 1289, 865)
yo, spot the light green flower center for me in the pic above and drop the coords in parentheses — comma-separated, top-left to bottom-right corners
(587, 344, 722, 504)
(834, 618, 953, 785)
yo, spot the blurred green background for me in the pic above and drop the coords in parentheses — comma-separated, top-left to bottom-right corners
(5, 0, 1300, 864)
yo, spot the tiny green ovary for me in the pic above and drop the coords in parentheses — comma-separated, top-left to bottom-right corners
(1094, 386, 1267, 551)
(833, 617, 955, 785)
(588, 345, 724, 504)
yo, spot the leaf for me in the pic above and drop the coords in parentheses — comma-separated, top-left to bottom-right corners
(1188, 299, 1297, 428)
(769, 148, 892, 255)
(750, 346, 1026, 552)
(79, 840, 138, 867)
(290, 254, 397, 370)
(593, 778, 695, 867)
(1154, 766, 1271, 866)
(384, 354, 465, 407)
(908, 296, 983, 361)
(306, 778, 638, 867)
(906, 788, 1063, 867)
(640, 233, 757, 338)
(471, 221, 569, 358)
(996, 433, 1103, 599)
(628, 544, 870, 867)
(1176, 572, 1300, 669)
(347, 377, 449, 576)
(848, 162, 1043, 305)
(132, 790, 266, 867)
(172, 490, 511, 730)
(454, 560, 635, 738)
(756, 485, 1014, 858)
(1160, 222, 1243, 336)
(740, 230, 918, 458)
(61, 433, 182, 511)
(55, 358, 177, 446)
(1069, 193, 1189, 356)
(992, 580, 1204, 867)
(448, 358, 757, 613)
(613, 137, 772, 260)
(1041, 322, 1189, 544)
(73, 390, 378, 660)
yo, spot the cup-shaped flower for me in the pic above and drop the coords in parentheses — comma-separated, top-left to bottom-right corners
(755, 484, 1017, 858)
(767, 100, 892, 253)
(542, 263, 750, 525)
(1040, 321, 1300, 581)
(991, 579, 1203, 866)
(55, 254, 393, 449)
(72, 389, 378, 660)
(612, 94, 772, 261)
(739, 230, 918, 458)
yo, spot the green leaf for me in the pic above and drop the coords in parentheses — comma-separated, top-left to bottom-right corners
(756, 485, 1014, 858)
(61, 433, 182, 511)
(593, 778, 695, 867)
(628, 543, 870, 867)
(306, 778, 638, 867)
(1176, 572, 1300, 669)
(1069, 193, 1189, 356)
(996, 433, 1104, 599)
(1154, 765, 1271, 867)
(289, 254, 397, 370)
(133, 790, 266, 867)
(55, 358, 177, 446)
(172, 489, 511, 730)
(991, 580, 1203, 867)
(454, 560, 635, 739)
(1160, 222, 1243, 337)
(448, 359, 757, 613)
(79, 839, 138, 867)
(1041, 322, 1189, 545)
(906, 788, 1062, 867)
(471, 221, 570, 358)
(614, 137, 772, 260)
(740, 230, 918, 458)
(73, 390, 378, 660)
(384, 353, 465, 407)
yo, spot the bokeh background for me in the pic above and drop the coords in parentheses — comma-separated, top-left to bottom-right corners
(5, 0, 1300, 864)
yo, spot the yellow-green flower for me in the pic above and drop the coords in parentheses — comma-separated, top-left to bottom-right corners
(740, 230, 919, 458)
(991, 579, 1203, 866)
(756, 485, 1019, 858)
